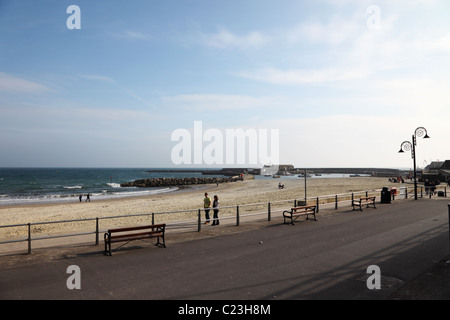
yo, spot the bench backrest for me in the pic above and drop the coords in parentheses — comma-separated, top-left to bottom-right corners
(291, 205, 316, 211)
(107, 224, 166, 234)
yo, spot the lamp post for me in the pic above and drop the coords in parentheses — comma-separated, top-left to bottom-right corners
(398, 127, 430, 200)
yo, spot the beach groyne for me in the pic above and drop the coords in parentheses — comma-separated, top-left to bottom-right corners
(120, 176, 242, 188)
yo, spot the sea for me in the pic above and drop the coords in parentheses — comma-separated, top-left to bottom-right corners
(0, 167, 370, 206)
(0, 168, 225, 206)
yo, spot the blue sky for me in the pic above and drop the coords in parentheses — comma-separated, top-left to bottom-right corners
(1, 0, 449, 168)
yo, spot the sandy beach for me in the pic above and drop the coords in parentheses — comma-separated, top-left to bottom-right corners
(0, 176, 396, 238)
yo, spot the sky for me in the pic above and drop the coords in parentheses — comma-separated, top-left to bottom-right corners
(0, 0, 449, 169)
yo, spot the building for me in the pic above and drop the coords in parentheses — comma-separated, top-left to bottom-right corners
(423, 160, 450, 182)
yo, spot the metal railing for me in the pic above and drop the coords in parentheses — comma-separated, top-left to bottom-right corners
(0, 185, 447, 255)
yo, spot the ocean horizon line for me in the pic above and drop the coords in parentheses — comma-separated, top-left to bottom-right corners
(0, 166, 411, 170)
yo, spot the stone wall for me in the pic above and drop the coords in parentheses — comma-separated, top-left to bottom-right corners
(120, 176, 241, 188)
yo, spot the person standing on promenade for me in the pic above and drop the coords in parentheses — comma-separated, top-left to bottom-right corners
(203, 192, 212, 224)
(424, 179, 430, 195)
(212, 195, 220, 226)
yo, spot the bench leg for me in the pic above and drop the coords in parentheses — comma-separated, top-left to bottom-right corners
(104, 241, 112, 256)
(306, 212, 317, 221)
(156, 235, 166, 248)
(284, 214, 296, 225)
(104, 233, 112, 256)
(283, 211, 293, 225)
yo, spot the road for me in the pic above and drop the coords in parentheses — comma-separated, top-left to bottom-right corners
(0, 198, 449, 301)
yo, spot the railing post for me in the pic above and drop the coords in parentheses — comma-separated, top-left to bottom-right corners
(335, 195, 338, 210)
(198, 209, 201, 232)
(268, 202, 271, 221)
(316, 197, 319, 213)
(95, 217, 99, 245)
(27, 223, 31, 255)
(236, 205, 240, 226)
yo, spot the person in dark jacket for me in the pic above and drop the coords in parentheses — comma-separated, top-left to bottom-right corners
(212, 195, 220, 226)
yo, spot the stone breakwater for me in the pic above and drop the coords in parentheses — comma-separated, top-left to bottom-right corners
(120, 176, 241, 188)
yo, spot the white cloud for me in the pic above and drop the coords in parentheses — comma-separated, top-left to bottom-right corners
(124, 31, 149, 40)
(108, 30, 150, 41)
(237, 66, 373, 84)
(199, 28, 271, 49)
(162, 94, 278, 111)
(79, 74, 116, 83)
(0, 72, 52, 94)
(237, 12, 449, 86)
(0, 102, 159, 139)
(286, 16, 361, 45)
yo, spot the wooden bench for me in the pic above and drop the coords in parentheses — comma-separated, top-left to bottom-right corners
(104, 224, 166, 256)
(283, 205, 317, 225)
(352, 196, 376, 211)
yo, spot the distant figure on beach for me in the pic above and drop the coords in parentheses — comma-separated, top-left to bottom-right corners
(212, 195, 220, 226)
(203, 192, 211, 224)
(278, 182, 284, 189)
(86, 193, 90, 202)
(79, 194, 82, 202)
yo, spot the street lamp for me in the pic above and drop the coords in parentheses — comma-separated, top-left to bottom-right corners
(398, 127, 430, 200)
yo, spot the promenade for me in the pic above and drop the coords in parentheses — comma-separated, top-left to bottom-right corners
(0, 197, 449, 301)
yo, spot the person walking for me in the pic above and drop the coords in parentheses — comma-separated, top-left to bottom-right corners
(203, 192, 211, 224)
(212, 195, 220, 226)
(86, 193, 90, 202)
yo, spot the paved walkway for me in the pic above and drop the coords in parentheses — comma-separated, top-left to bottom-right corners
(0, 198, 449, 300)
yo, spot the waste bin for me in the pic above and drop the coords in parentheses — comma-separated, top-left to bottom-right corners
(381, 187, 391, 203)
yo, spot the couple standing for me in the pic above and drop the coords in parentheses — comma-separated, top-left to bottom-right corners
(203, 192, 219, 225)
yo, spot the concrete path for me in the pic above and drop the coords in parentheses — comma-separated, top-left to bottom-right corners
(0, 198, 449, 301)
